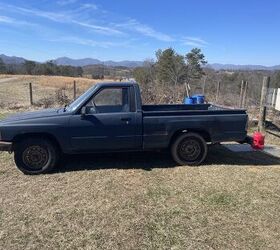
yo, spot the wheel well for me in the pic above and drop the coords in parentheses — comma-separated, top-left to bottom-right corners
(13, 133, 62, 152)
(169, 129, 211, 147)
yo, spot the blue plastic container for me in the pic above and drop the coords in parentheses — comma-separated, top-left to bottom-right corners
(184, 97, 194, 104)
(192, 96, 198, 104)
(192, 95, 205, 104)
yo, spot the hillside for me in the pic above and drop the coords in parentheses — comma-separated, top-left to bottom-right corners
(53, 57, 143, 68)
(0, 54, 26, 64)
(2, 54, 280, 70)
(208, 63, 280, 71)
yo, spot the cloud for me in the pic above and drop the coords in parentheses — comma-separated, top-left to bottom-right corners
(115, 19, 174, 42)
(2, 5, 123, 36)
(72, 20, 123, 35)
(0, 3, 174, 42)
(0, 2, 206, 47)
(49, 36, 130, 48)
(182, 37, 208, 47)
(57, 0, 77, 5)
(0, 15, 14, 23)
(0, 15, 37, 27)
(80, 3, 98, 10)
(15, 6, 68, 22)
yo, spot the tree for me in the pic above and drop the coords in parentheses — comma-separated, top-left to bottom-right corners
(156, 48, 187, 85)
(43, 61, 58, 75)
(0, 58, 6, 73)
(185, 48, 207, 83)
(133, 59, 155, 85)
(24, 60, 36, 75)
(272, 70, 280, 88)
(76, 66, 83, 77)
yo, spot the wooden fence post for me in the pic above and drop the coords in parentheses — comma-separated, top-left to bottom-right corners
(202, 76, 207, 95)
(29, 82, 33, 105)
(239, 80, 245, 108)
(215, 81, 221, 103)
(258, 76, 270, 132)
(73, 80, 77, 100)
(272, 89, 277, 107)
(242, 81, 248, 108)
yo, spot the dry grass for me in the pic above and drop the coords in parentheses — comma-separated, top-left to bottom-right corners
(0, 74, 107, 85)
(0, 146, 280, 249)
(265, 131, 280, 146)
(0, 74, 113, 110)
(1, 74, 280, 249)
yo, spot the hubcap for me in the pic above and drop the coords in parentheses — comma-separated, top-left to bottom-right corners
(22, 145, 49, 169)
(178, 139, 201, 162)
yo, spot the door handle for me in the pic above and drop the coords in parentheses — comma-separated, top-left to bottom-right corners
(121, 117, 132, 122)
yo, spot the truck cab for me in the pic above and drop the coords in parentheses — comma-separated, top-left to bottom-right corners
(67, 83, 143, 152)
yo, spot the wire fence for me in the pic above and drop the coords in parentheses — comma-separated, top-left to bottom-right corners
(0, 76, 95, 110)
(267, 88, 280, 109)
(0, 75, 279, 129)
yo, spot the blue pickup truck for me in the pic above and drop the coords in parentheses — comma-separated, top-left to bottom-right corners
(0, 82, 248, 174)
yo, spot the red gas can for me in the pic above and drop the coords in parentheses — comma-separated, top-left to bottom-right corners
(252, 132, 265, 150)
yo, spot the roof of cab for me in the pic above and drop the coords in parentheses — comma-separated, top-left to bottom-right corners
(95, 82, 138, 87)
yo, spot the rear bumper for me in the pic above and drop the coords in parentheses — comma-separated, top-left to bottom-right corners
(0, 141, 12, 152)
(239, 136, 253, 145)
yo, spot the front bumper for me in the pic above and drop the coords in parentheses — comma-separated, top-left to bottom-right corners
(0, 141, 12, 152)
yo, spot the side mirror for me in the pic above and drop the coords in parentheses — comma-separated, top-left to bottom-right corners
(81, 106, 87, 117)
(81, 106, 97, 117)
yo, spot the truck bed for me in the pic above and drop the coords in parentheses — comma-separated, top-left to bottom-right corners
(142, 104, 246, 116)
(142, 104, 248, 149)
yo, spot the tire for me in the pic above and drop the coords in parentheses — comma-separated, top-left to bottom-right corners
(171, 132, 208, 166)
(14, 138, 59, 175)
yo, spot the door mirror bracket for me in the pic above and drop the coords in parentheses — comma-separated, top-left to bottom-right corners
(81, 106, 87, 117)
(81, 106, 97, 117)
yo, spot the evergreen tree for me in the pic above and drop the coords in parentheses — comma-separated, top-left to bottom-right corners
(24, 60, 36, 75)
(0, 58, 6, 73)
(185, 48, 207, 83)
(155, 48, 187, 85)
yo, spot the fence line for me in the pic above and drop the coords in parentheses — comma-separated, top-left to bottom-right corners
(0, 77, 278, 135)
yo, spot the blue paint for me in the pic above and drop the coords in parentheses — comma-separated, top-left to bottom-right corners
(192, 95, 205, 104)
(184, 97, 195, 104)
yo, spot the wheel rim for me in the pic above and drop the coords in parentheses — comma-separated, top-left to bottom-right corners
(178, 138, 201, 162)
(22, 145, 49, 170)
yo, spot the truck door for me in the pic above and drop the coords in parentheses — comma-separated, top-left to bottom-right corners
(68, 86, 142, 152)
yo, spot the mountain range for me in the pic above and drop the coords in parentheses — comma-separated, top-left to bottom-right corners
(207, 63, 280, 71)
(1, 54, 280, 70)
(0, 54, 26, 64)
(53, 57, 143, 67)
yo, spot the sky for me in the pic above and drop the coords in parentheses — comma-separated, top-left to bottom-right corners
(0, 0, 280, 65)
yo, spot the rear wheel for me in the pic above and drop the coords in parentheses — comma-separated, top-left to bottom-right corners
(171, 132, 208, 166)
(14, 138, 59, 175)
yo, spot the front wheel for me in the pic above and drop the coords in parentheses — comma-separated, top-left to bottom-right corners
(171, 132, 208, 166)
(14, 138, 59, 175)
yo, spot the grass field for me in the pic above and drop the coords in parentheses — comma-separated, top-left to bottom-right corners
(0, 75, 111, 111)
(1, 146, 280, 249)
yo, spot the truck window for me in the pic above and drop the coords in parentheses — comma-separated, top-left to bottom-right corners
(87, 87, 130, 113)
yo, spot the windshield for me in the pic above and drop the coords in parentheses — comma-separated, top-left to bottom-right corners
(66, 85, 97, 112)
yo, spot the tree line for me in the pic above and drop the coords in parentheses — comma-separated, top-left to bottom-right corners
(133, 47, 280, 90)
(132, 47, 280, 106)
(0, 58, 132, 79)
(0, 59, 83, 77)
(133, 48, 207, 88)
